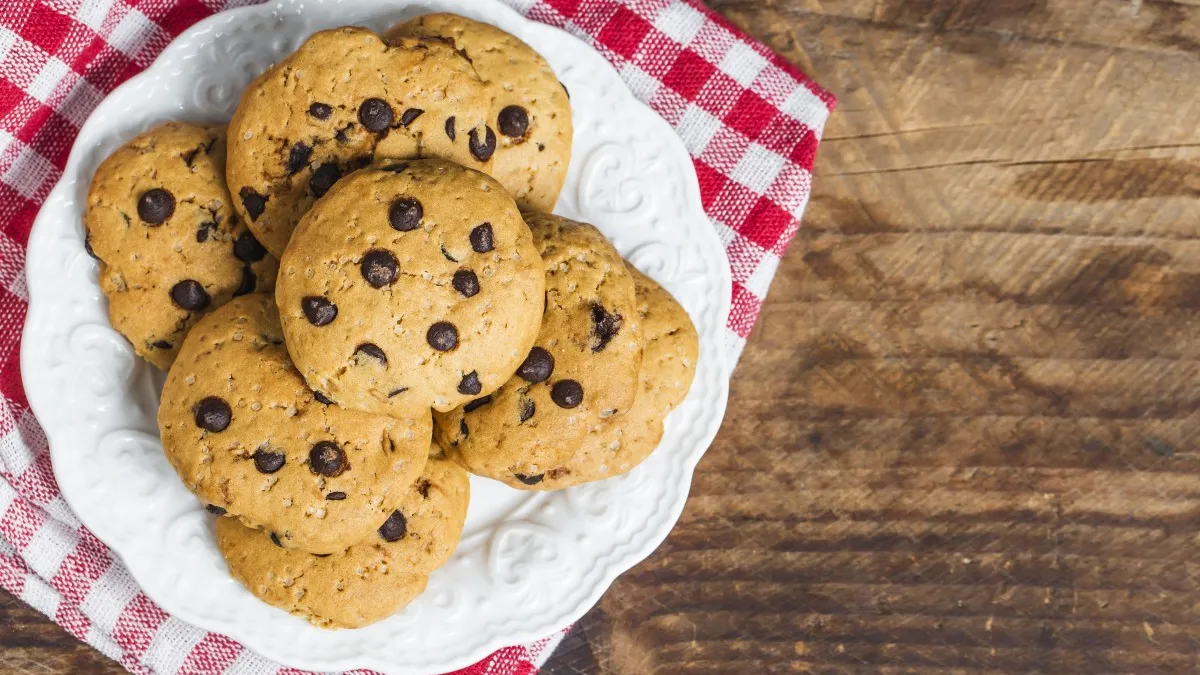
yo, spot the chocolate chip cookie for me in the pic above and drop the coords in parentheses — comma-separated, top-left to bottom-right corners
(226, 27, 496, 258)
(525, 266, 698, 489)
(158, 294, 430, 555)
(275, 159, 544, 417)
(216, 453, 469, 628)
(385, 13, 572, 212)
(85, 122, 277, 370)
(436, 212, 642, 486)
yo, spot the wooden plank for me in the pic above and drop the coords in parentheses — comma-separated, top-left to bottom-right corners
(0, 590, 125, 675)
(578, 1, 1200, 673)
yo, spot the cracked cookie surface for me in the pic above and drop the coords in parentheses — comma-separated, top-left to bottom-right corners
(275, 159, 544, 417)
(216, 453, 469, 628)
(226, 27, 496, 258)
(527, 265, 698, 489)
(157, 294, 430, 555)
(85, 122, 278, 370)
(436, 212, 642, 487)
(385, 13, 572, 212)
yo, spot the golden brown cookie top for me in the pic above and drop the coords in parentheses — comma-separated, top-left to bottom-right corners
(274, 159, 544, 417)
(437, 212, 643, 484)
(85, 122, 277, 369)
(226, 27, 496, 257)
(157, 294, 430, 555)
(529, 266, 699, 490)
(215, 454, 469, 628)
(385, 13, 572, 212)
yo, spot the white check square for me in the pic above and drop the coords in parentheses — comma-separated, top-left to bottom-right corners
(730, 143, 786, 194)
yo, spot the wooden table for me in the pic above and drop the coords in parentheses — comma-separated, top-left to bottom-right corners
(5, 1, 1199, 673)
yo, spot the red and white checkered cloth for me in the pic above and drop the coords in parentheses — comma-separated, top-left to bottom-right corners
(0, 0, 832, 672)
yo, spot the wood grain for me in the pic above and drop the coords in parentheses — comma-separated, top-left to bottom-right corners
(549, 0, 1200, 673)
(0, 590, 124, 674)
(7, 1, 1200, 674)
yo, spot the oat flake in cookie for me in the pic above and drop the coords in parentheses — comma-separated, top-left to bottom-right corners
(84, 122, 278, 370)
(528, 266, 698, 490)
(275, 159, 544, 417)
(226, 27, 495, 258)
(157, 295, 430, 555)
(385, 13, 572, 212)
(437, 212, 643, 487)
(216, 454, 469, 629)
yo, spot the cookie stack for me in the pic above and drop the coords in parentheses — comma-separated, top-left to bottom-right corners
(84, 13, 697, 629)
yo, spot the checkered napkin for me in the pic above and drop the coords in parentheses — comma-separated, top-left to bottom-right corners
(0, 0, 833, 672)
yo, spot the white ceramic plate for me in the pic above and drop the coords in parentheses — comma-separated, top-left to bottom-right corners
(21, 1, 732, 672)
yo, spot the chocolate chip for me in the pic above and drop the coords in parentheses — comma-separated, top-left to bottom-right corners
(84, 232, 99, 260)
(399, 108, 424, 126)
(335, 124, 354, 143)
(359, 98, 394, 132)
(310, 163, 342, 198)
(468, 125, 496, 161)
(270, 532, 283, 547)
(458, 371, 481, 395)
(354, 342, 387, 366)
(445, 116, 456, 141)
(516, 347, 554, 383)
(137, 188, 175, 224)
(150, 340, 172, 349)
(387, 387, 408, 398)
(416, 479, 432, 498)
(518, 397, 535, 422)
(196, 221, 217, 243)
(239, 188, 267, 221)
(561, 82, 570, 98)
(233, 232, 267, 262)
(253, 449, 285, 474)
(469, 223, 494, 252)
(514, 473, 544, 485)
(378, 510, 407, 542)
(170, 280, 210, 311)
(308, 441, 347, 477)
(182, 148, 199, 168)
(313, 390, 334, 405)
(463, 395, 491, 412)
(389, 197, 422, 231)
(452, 269, 480, 297)
(426, 322, 458, 351)
(459, 418, 469, 438)
(520, 348, 556, 386)
(301, 296, 337, 326)
(287, 142, 312, 174)
(325, 491, 346, 500)
(233, 266, 256, 297)
(441, 246, 458, 262)
(380, 162, 409, 173)
(194, 397, 231, 432)
(551, 380, 583, 408)
(360, 249, 398, 288)
(589, 303, 623, 352)
(309, 102, 332, 119)
(498, 105, 529, 137)
(205, 504, 226, 515)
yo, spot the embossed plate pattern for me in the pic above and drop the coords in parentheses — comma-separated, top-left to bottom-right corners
(21, 0, 732, 672)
